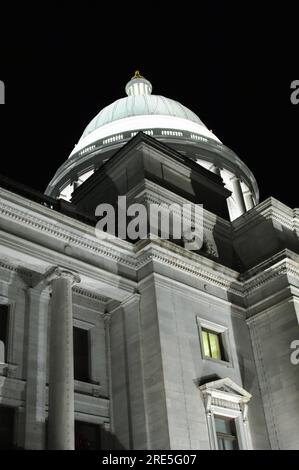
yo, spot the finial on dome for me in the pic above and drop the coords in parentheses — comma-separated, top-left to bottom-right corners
(133, 70, 143, 79)
(125, 71, 152, 96)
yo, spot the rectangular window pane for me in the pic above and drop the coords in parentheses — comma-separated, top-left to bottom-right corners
(201, 327, 227, 362)
(215, 416, 232, 434)
(0, 405, 15, 449)
(0, 305, 8, 343)
(209, 332, 221, 359)
(223, 438, 236, 450)
(73, 327, 90, 382)
(202, 330, 210, 357)
(0, 305, 8, 363)
(75, 421, 101, 450)
(215, 416, 239, 450)
(217, 437, 225, 450)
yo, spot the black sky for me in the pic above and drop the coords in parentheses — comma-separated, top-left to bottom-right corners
(0, 2, 298, 208)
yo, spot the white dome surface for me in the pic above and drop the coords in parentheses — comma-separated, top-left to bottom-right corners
(81, 94, 205, 139)
(70, 72, 221, 157)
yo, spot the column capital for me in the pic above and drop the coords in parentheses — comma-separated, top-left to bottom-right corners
(102, 313, 111, 324)
(46, 267, 81, 286)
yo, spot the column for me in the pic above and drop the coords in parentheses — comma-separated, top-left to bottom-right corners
(244, 190, 254, 210)
(47, 268, 80, 450)
(24, 288, 49, 449)
(230, 176, 246, 215)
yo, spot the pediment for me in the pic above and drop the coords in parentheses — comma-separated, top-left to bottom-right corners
(199, 377, 252, 401)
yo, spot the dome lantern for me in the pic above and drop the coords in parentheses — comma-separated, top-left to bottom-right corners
(125, 70, 152, 96)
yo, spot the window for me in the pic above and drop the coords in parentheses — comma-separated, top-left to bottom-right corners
(202, 328, 224, 361)
(73, 327, 90, 382)
(0, 305, 9, 363)
(0, 405, 15, 449)
(75, 421, 101, 450)
(197, 317, 231, 364)
(215, 416, 239, 450)
(199, 378, 252, 450)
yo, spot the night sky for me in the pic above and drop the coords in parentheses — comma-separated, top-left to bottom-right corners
(0, 2, 298, 208)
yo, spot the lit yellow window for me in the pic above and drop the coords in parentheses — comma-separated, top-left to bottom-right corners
(202, 328, 223, 360)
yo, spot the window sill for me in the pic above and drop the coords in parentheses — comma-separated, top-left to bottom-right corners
(202, 355, 233, 368)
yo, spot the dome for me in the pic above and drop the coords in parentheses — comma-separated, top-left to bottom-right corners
(81, 94, 205, 139)
(46, 71, 259, 222)
(69, 71, 220, 158)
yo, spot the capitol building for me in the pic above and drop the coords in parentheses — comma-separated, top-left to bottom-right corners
(0, 72, 298, 450)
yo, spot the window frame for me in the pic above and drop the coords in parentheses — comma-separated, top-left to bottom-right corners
(209, 408, 246, 450)
(0, 304, 9, 363)
(0, 300, 15, 372)
(70, 317, 102, 396)
(0, 404, 16, 449)
(201, 328, 225, 361)
(199, 378, 253, 450)
(196, 317, 233, 367)
(73, 321, 91, 383)
(214, 414, 239, 450)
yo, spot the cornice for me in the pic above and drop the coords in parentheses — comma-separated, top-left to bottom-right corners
(0, 197, 136, 268)
(232, 197, 295, 234)
(240, 250, 299, 295)
(135, 241, 243, 295)
(136, 244, 299, 298)
(243, 262, 299, 295)
(73, 286, 109, 303)
(0, 260, 32, 279)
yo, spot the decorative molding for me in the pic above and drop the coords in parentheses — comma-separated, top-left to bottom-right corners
(0, 260, 32, 280)
(0, 199, 136, 268)
(199, 377, 252, 413)
(73, 286, 109, 303)
(232, 197, 296, 233)
(242, 258, 299, 295)
(136, 244, 243, 294)
(211, 397, 241, 411)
